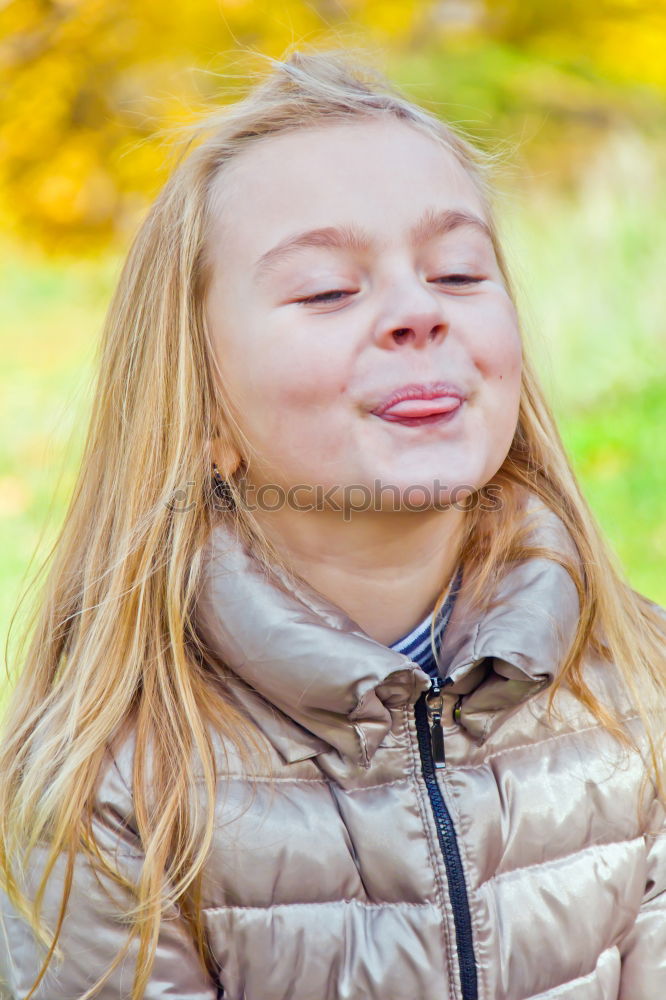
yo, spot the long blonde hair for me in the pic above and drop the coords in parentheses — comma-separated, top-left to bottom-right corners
(2, 46, 665, 999)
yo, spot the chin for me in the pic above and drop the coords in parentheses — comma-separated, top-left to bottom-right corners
(360, 476, 479, 514)
(378, 463, 486, 495)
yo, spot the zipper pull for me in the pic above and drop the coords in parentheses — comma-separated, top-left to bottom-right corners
(425, 678, 446, 769)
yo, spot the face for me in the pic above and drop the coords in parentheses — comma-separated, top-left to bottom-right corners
(205, 118, 522, 512)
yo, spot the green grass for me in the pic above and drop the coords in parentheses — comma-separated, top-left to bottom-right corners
(0, 247, 119, 699)
(2, 139, 665, 705)
(497, 138, 666, 605)
(558, 379, 665, 604)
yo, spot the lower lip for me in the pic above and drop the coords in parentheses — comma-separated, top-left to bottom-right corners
(376, 401, 464, 427)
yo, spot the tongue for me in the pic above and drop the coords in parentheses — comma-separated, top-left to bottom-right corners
(382, 396, 461, 418)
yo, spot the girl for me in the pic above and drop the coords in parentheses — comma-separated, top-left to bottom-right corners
(1, 49, 665, 1000)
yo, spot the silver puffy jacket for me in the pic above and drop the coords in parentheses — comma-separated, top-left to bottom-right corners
(2, 496, 665, 999)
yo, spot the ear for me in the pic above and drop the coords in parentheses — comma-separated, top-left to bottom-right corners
(211, 434, 242, 477)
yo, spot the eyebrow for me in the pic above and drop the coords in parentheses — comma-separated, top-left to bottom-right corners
(253, 208, 494, 282)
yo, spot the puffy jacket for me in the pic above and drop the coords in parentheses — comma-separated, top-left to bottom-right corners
(1, 496, 665, 1000)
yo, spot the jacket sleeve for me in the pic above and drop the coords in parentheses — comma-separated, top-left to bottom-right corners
(0, 754, 218, 1000)
(618, 795, 666, 997)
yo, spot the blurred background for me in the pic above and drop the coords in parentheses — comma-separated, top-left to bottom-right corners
(1, 0, 665, 691)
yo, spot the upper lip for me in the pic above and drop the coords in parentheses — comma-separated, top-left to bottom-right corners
(371, 381, 467, 417)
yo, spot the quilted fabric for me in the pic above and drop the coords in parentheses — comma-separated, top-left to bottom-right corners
(1, 495, 665, 1000)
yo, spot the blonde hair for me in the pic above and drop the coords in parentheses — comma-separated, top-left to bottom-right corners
(2, 46, 665, 999)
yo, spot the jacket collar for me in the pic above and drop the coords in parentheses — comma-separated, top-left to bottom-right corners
(436, 495, 581, 741)
(193, 495, 580, 766)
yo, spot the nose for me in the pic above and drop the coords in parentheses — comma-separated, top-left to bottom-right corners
(372, 278, 449, 350)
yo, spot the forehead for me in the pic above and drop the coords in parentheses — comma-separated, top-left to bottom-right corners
(207, 118, 488, 265)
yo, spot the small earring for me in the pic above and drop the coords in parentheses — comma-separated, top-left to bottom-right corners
(211, 462, 235, 510)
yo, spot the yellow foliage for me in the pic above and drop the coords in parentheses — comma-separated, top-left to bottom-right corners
(1, 0, 665, 252)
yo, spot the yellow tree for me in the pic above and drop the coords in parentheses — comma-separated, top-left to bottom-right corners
(0, 0, 431, 251)
(1, 0, 664, 252)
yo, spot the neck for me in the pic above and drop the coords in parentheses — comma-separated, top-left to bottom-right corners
(251, 506, 466, 645)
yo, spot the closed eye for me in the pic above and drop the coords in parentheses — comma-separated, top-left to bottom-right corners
(296, 274, 484, 305)
(295, 289, 354, 305)
(433, 275, 484, 285)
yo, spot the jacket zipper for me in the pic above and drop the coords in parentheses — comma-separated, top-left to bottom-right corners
(414, 676, 478, 1000)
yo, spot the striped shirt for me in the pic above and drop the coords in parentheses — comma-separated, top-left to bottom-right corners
(389, 565, 463, 679)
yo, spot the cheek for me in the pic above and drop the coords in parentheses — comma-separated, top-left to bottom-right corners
(247, 326, 352, 413)
(465, 296, 523, 472)
(471, 295, 522, 384)
(211, 297, 343, 411)
(220, 328, 354, 471)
